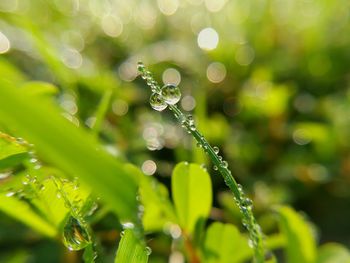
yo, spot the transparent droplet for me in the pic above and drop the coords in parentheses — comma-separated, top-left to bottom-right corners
(187, 115, 194, 125)
(6, 191, 16, 197)
(222, 161, 228, 168)
(161, 84, 181, 105)
(213, 165, 218, 171)
(149, 93, 167, 111)
(63, 216, 90, 251)
(122, 222, 135, 229)
(243, 197, 253, 208)
(137, 61, 145, 72)
(196, 142, 202, 148)
(213, 146, 219, 154)
(190, 125, 196, 131)
(145, 246, 152, 256)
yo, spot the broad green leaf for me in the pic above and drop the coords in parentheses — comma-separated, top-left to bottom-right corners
(140, 176, 177, 232)
(278, 206, 317, 263)
(0, 81, 138, 222)
(0, 132, 28, 170)
(317, 243, 350, 263)
(114, 229, 149, 263)
(203, 222, 252, 263)
(172, 162, 212, 234)
(0, 193, 56, 237)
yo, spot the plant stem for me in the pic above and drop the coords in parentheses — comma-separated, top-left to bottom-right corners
(137, 62, 265, 262)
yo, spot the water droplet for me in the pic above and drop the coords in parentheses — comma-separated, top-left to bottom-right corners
(187, 115, 194, 125)
(161, 84, 181, 105)
(149, 93, 167, 111)
(243, 197, 253, 208)
(213, 165, 218, 171)
(120, 231, 125, 237)
(237, 184, 243, 192)
(137, 61, 145, 72)
(6, 191, 16, 197)
(190, 125, 196, 131)
(222, 161, 228, 168)
(196, 142, 202, 148)
(57, 192, 62, 198)
(63, 216, 90, 251)
(145, 246, 152, 256)
(248, 238, 254, 248)
(122, 222, 135, 229)
(213, 146, 219, 154)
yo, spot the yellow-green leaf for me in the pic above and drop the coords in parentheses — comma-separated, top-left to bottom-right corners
(172, 162, 212, 234)
(278, 206, 317, 263)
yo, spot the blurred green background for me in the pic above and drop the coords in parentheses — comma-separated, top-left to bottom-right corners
(1, 0, 350, 262)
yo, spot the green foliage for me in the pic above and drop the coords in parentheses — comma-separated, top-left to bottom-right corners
(172, 162, 212, 234)
(203, 222, 252, 263)
(114, 229, 149, 263)
(277, 206, 317, 263)
(0, 81, 138, 222)
(317, 243, 350, 263)
(1, 0, 350, 262)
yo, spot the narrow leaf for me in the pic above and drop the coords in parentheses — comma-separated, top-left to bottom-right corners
(0, 81, 138, 222)
(0, 193, 56, 237)
(114, 229, 149, 263)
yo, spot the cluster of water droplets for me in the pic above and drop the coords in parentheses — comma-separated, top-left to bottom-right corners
(52, 176, 97, 252)
(137, 62, 265, 259)
(138, 62, 181, 112)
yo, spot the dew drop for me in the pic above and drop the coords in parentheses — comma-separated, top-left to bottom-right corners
(63, 216, 90, 251)
(149, 93, 167, 111)
(243, 197, 253, 208)
(213, 146, 219, 154)
(161, 84, 181, 105)
(137, 61, 145, 72)
(213, 165, 218, 171)
(122, 222, 135, 229)
(222, 161, 228, 168)
(248, 238, 254, 248)
(6, 191, 16, 197)
(145, 246, 152, 256)
(187, 115, 194, 125)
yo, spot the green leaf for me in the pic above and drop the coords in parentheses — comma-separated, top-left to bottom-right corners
(140, 175, 177, 232)
(83, 243, 97, 263)
(0, 57, 26, 84)
(114, 229, 149, 263)
(277, 206, 317, 263)
(0, 132, 28, 170)
(0, 81, 138, 222)
(317, 243, 350, 263)
(203, 222, 252, 263)
(20, 81, 59, 97)
(172, 162, 212, 234)
(0, 193, 56, 237)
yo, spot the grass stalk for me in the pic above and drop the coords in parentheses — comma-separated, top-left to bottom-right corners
(137, 62, 265, 262)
